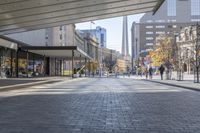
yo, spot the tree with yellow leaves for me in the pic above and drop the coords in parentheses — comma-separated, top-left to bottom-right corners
(149, 35, 174, 67)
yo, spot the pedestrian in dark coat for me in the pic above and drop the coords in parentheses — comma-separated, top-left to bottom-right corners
(149, 66, 153, 79)
(159, 65, 165, 80)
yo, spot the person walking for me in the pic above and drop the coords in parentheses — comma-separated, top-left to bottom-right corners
(126, 66, 130, 77)
(159, 65, 165, 80)
(145, 67, 148, 79)
(149, 66, 153, 79)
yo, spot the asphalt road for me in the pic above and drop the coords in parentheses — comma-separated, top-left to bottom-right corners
(0, 78, 200, 133)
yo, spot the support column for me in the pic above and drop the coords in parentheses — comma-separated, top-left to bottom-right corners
(88, 61, 91, 77)
(85, 58, 87, 77)
(16, 50, 19, 78)
(43, 55, 46, 77)
(79, 55, 81, 77)
(33, 55, 35, 77)
(11, 50, 13, 77)
(26, 50, 29, 78)
(60, 60, 62, 76)
(72, 50, 74, 78)
(55, 58, 56, 76)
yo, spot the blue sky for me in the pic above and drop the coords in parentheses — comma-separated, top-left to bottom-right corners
(75, 13, 144, 53)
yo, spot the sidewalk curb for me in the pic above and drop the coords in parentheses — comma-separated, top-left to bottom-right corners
(144, 79, 200, 92)
(0, 77, 87, 92)
(0, 80, 60, 92)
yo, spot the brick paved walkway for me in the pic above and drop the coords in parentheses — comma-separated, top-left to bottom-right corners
(0, 78, 200, 133)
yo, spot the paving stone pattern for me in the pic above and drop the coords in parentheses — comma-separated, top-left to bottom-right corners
(0, 78, 200, 133)
(0, 79, 43, 87)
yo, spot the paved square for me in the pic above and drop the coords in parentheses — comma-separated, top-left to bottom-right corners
(0, 78, 200, 133)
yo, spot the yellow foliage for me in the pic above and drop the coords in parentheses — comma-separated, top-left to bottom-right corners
(149, 36, 173, 67)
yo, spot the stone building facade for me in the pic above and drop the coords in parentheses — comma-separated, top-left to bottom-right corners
(176, 25, 199, 74)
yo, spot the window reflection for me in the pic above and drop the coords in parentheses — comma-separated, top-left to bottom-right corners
(0, 47, 15, 78)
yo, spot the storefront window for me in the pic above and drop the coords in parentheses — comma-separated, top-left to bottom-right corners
(18, 51, 28, 78)
(34, 60, 44, 77)
(0, 47, 4, 78)
(0, 47, 12, 78)
(28, 53, 45, 77)
(11, 51, 16, 77)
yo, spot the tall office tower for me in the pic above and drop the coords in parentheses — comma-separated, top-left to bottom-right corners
(121, 16, 130, 57)
(79, 26, 107, 48)
(131, 0, 200, 61)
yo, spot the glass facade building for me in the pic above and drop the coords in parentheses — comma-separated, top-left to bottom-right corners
(191, 0, 200, 15)
(0, 47, 16, 78)
(0, 38, 48, 78)
(167, 0, 176, 16)
(17, 51, 46, 78)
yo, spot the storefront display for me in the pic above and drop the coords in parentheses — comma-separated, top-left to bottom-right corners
(0, 47, 14, 78)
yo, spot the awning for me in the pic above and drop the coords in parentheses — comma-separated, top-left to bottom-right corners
(0, 0, 164, 35)
(20, 46, 93, 60)
(0, 38, 18, 50)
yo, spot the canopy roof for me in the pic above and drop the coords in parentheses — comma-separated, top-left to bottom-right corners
(20, 46, 92, 60)
(0, 0, 164, 35)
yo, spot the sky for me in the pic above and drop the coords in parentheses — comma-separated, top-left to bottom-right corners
(75, 13, 144, 53)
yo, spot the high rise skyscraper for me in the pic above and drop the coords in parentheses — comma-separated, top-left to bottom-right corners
(121, 16, 129, 57)
(79, 26, 107, 48)
(131, 0, 200, 60)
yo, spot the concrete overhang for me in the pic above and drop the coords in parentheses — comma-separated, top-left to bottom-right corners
(0, 0, 163, 35)
(20, 46, 93, 60)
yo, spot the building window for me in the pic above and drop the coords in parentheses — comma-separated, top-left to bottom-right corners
(167, 0, 176, 16)
(155, 20, 165, 23)
(146, 31, 154, 35)
(146, 20, 153, 23)
(191, 19, 200, 22)
(156, 25, 165, 28)
(156, 31, 165, 34)
(168, 25, 173, 28)
(100, 34, 104, 45)
(146, 37, 154, 40)
(173, 25, 177, 28)
(60, 34, 62, 40)
(146, 43, 154, 46)
(168, 19, 177, 22)
(191, 0, 200, 15)
(45, 34, 48, 39)
(145, 26, 153, 29)
(60, 26, 63, 31)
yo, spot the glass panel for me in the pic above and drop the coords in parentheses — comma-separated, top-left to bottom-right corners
(34, 59, 44, 77)
(11, 50, 16, 77)
(0, 47, 4, 78)
(18, 51, 28, 78)
(167, 0, 176, 16)
(2, 49, 12, 78)
(28, 54, 45, 77)
(0, 47, 17, 78)
(191, 0, 200, 15)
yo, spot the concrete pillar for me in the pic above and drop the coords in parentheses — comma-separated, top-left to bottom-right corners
(72, 50, 74, 78)
(26, 50, 29, 78)
(79, 55, 81, 77)
(85, 58, 87, 77)
(16, 50, 19, 78)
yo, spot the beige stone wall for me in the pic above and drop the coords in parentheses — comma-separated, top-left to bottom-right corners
(65, 24, 75, 46)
